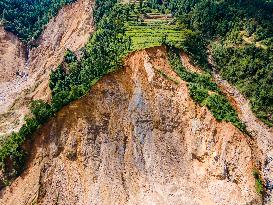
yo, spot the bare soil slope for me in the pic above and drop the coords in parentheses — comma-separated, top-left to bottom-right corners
(0, 0, 94, 135)
(0, 27, 26, 84)
(0, 47, 261, 205)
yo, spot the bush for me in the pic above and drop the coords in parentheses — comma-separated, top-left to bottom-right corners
(253, 169, 264, 195)
(203, 94, 245, 131)
(30, 100, 53, 124)
(189, 83, 209, 104)
(49, 66, 67, 96)
(0, 132, 26, 176)
(64, 49, 77, 63)
(18, 117, 39, 138)
(167, 46, 219, 92)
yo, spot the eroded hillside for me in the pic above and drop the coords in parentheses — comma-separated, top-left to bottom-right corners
(0, 47, 262, 205)
(0, 0, 94, 135)
(1, 0, 273, 204)
(0, 27, 26, 85)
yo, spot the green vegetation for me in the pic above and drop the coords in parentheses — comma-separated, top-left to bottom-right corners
(168, 0, 273, 126)
(0, 99, 54, 182)
(157, 70, 179, 85)
(0, 0, 75, 42)
(124, 3, 188, 51)
(124, 1, 206, 62)
(0, 0, 130, 183)
(49, 4, 130, 111)
(94, 0, 118, 23)
(253, 169, 264, 195)
(212, 42, 273, 126)
(1, 0, 195, 182)
(167, 47, 245, 131)
(0, 0, 270, 189)
(126, 23, 189, 51)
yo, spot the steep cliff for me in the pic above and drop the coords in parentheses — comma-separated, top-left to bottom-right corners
(0, 26, 28, 136)
(0, 47, 262, 205)
(0, 0, 94, 136)
(0, 27, 26, 85)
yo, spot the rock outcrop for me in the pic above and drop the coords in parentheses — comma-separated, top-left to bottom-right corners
(0, 0, 94, 135)
(0, 47, 261, 205)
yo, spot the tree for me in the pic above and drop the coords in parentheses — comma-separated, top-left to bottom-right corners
(30, 100, 53, 124)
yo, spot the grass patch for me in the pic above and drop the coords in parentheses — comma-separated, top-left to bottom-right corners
(253, 169, 264, 195)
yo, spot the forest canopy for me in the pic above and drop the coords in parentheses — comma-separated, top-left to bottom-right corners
(0, 0, 75, 42)
(167, 0, 273, 126)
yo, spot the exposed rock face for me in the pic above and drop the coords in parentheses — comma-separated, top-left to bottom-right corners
(211, 68, 273, 204)
(0, 27, 26, 84)
(0, 0, 94, 135)
(182, 50, 273, 204)
(0, 27, 27, 136)
(0, 47, 261, 205)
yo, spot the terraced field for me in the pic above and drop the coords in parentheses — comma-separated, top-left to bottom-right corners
(124, 2, 192, 51)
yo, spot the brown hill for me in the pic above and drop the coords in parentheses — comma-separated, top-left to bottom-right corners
(0, 47, 262, 205)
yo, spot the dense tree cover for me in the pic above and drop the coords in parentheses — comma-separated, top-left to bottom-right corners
(136, 0, 170, 13)
(94, 0, 118, 23)
(167, 0, 273, 126)
(212, 42, 273, 126)
(169, 0, 273, 36)
(0, 0, 75, 42)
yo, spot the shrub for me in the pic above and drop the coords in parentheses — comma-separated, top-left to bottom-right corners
(64, 49, 77, 63)
(253, 169, 264, 195)
(188, 83, 209, 104)
(49, 66, 67, 96)
(167, 46, 245, 131)
(18, 117, 39, 138)
(30, 100, 53, 124)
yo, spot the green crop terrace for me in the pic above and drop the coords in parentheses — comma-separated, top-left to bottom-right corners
(124, 2, 192, 51)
